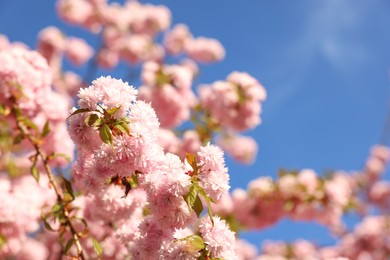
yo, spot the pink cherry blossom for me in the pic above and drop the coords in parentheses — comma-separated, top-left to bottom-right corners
(64, 37, 94, 66)
(199, 216, 237, 260)
(185, 37, 225, 63)
(197, 144, 230, 202)
(164, 24, 192, 55)
(217, 134, 258, 164)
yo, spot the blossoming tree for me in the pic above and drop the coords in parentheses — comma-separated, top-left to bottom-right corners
(0, 1, 389, 259)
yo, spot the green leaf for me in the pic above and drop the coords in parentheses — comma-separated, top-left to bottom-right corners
(193, 182, 216, 203)
(13, 105, 22, 119)
(63, 193, 74, 203)
(186, 153, 198, 175)
(128, 174, 138, 188)
(41, 121, 51, 138)
(31, 163, 39, 182)
(184, 185, 197, 209)
(193, 194, 204, 217)
(21, 117, 38, 130)
(64, 238, 75, 255)
(85, 113, 102, 127)
(63, 177, 74, 199)
(54, 153, 71, 162)
(13, 132, 24, 144)
(121, 177, 132, 198)
(284, 201, 294, 211)
(0, 234, 6, 250)
(5, 160, 18, 177)
(0, 104, 10, 116)
(113, 118, 131, 135)
(113, 123, 130, 136)
(198, 253, 208, 260)
(99, 124, 113, 145)
(68, 108, 91, 119)
(107, 106, 121, 116)
(51, 203, 62, 218)
(92, 238, 103, 257)
(185, 235, 205, 251)
(43, 218, 56, 232)
(156, 70, 171, 86)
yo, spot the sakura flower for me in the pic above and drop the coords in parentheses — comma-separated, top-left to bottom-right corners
(199, 216, 237, 260)
(164, 24, 192, 55)
(197, 144, 230, 202)
(199, 72, 266, 131)
(64, 37, 94, 66)
(139, 61, 196, 128)
(217, 134, 258, 164)
(77, 76, 138, 118)
(185, 37, 225, 63)
(37, 26, 66, 63)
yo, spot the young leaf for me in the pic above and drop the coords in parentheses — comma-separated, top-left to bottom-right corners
(0, 104, 10, 116)
(63, 177, 74, 200)
(54, 153, 71, 162)
(99, 124, 113, 145)
(284, 201, 294, 211)
(63, 193, 74, 203)
(193, 182, 216, 203)
(193, 194, 204, 217)
(185, 235, 205, 251)
(121, 177, 132, 198)
(51, 203, 62, 218)
(198, 253, 208, 260)
(107, 106, 121, 116)
(13, 132, 24, 145)
(92, 238, 103, 257)
(186, 153, 198, 175)
(41, 121, 51, 138)
(0, 234, 6, 250)
(64, 238, 75, 255)
(21, 117, 38, 130)
(85, 113, 102, 127)
(129, 174, 138, 188)
(12, 105, 22, 119)
(67, 108, 91, 119)
(43, 218, 56, 232)
(113, 123, 130, 136)
(30, 163, 39, 182)
(184, 185, 197, 209)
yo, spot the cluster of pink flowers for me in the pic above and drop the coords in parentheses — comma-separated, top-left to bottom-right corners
(37, 26, 92, 97)
(200, 71, 267, 132)
(212, 148, 390, 235)
(65, 75, 238, 258)
(0, 174, 55, 259)
(0, 44, 74, 166)
(164, 23, 225, 63)
(249, 214, 390, 259)
(38, 27, 94, 67)
(139, 61, 196, 128)
(217, 134, 258, 164)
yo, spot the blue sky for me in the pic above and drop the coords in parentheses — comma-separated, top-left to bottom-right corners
(1, 0, 390, 251)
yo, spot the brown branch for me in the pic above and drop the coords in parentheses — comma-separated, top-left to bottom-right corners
(15, 113, 86, 260)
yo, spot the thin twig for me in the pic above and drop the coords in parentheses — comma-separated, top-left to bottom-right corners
(15, 115, 86, 260)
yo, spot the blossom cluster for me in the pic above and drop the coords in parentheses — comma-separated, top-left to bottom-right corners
(66, 75, 236, 259)
(213, 145, 390, 236)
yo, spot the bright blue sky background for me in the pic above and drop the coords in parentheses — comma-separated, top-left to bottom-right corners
(1, 0, 390, 252)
